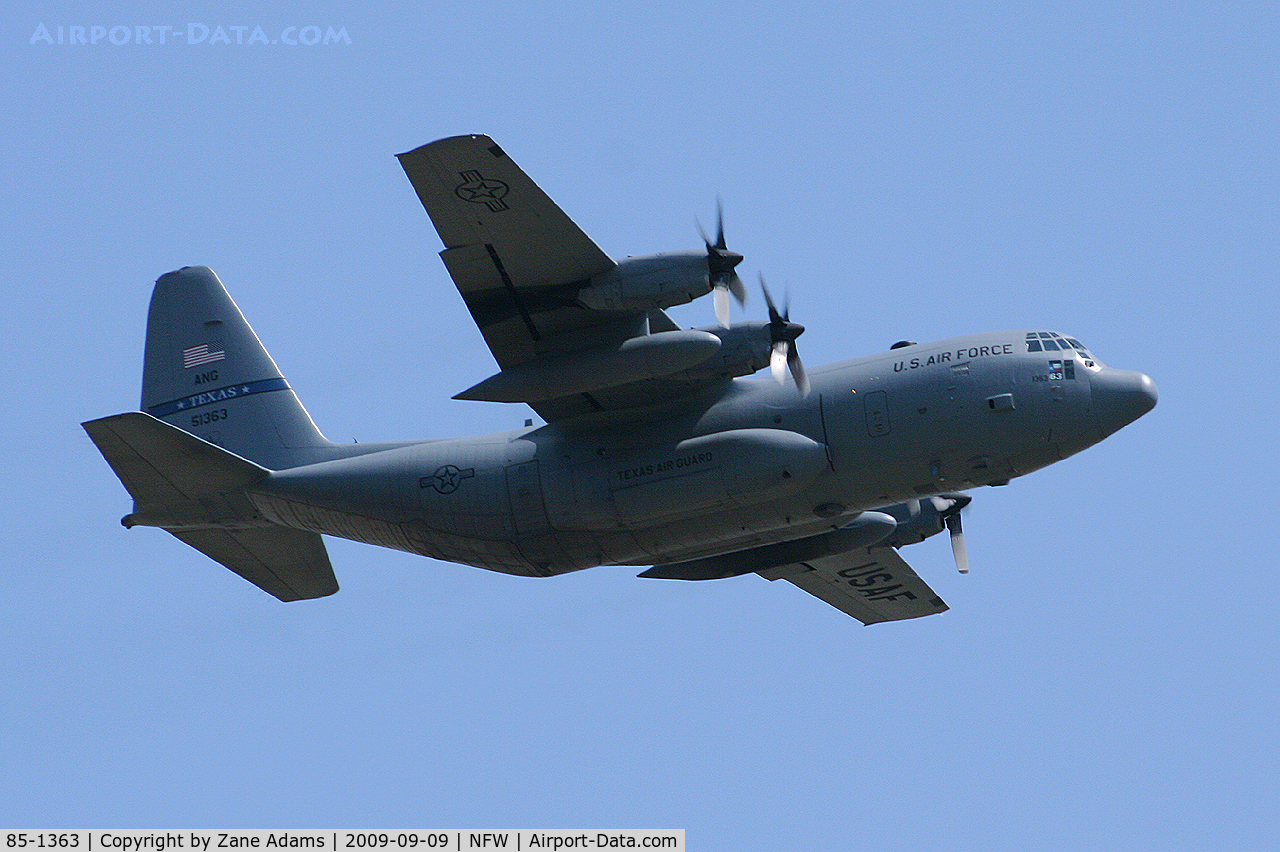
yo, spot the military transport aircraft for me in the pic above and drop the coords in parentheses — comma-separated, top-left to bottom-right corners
(83, 135, 1157, 624)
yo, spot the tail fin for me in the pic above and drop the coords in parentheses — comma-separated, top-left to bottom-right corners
(83, 412, 338, 601)
(141, 266, 335, 470)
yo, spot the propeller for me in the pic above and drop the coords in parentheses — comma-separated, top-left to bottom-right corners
(698, 201, 746, 326)
(760, 276, 809, 395)
(945, 513, 969, 574)
(934, 493, 972, 574)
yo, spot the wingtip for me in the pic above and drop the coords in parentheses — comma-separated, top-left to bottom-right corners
(397, 134, 494, 159)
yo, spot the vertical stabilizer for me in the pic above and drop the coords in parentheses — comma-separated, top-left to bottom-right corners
(141, 266, 334, 470)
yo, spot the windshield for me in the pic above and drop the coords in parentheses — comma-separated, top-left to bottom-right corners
(1025, 331, 1101, 369)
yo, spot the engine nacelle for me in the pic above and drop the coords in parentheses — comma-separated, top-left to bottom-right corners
(576, 251, 711, 311)
(880, 494, 969, 546)
(690, 322, 775, 379)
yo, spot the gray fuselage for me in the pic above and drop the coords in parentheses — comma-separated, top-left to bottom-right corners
(246, 329, 1156, 577)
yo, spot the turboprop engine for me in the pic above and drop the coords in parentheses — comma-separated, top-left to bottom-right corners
(576, 251, 718, 312)
(576, 204, 746, 318)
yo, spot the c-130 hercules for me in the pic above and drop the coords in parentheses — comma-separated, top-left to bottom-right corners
(83, 135, 1157, 624)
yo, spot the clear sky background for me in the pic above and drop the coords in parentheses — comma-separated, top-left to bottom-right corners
(4, 2, 1276, 848)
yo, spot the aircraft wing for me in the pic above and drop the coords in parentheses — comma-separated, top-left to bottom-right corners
(398, 135, 721, 422)
(757, 546, 949, 625)
(398, 135, 623, 363)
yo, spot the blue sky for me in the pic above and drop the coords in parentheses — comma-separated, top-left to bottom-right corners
(4, 2, 1277, 848)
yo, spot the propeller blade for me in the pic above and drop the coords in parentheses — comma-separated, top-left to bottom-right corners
(696, 218, 714, 250)
(945, 512, 969, 574)
(761, 276, 782, 323)
(700, 202, 745, 324)
(931, 493, 971, 514)
(761, 275, 808, 393)
(714, 285, 731, 327)
(787, 342, 810, 396)
(770, 342, 788, 384)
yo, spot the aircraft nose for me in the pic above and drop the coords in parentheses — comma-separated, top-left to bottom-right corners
(1090, 368, 1158, 436)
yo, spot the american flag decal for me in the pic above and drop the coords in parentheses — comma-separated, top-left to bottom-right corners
(183, 343, 226, 369)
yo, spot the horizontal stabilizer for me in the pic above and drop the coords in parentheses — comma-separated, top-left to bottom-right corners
(83, 412, 337, 601)
(83, 412, 267, 506)
(170, 527, 336, 601)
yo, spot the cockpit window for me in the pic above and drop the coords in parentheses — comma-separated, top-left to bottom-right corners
(1027, 331, 1096, 359)
(1028, 331, 1101, 369)
(1065, 338, 1095, 359)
